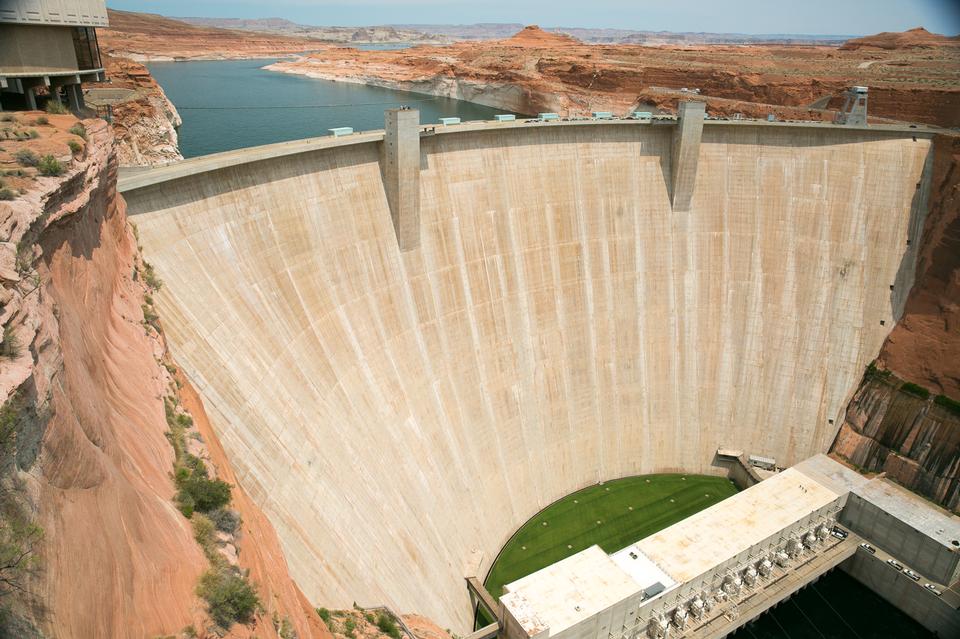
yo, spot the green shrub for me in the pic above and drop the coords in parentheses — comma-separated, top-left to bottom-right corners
(934, 394, 960, 417)
(142, 261, 162, 290)
(175, 491, 195, 518)
(142, 303, 160, 330)
(176, 462, 232, 514)
(13, 149, 38, 167)
(345, 617, 356, 638)
(316, 608, 331, 623)
(0, 325, 20, 359)
(278, 616, 296, 639)
(0, 188, 15, 201)
(26, 129, 39, 139)
(900, 382, 930, 400)
(67, 139, 82, 154)
(192, 513, 216, 554)
(865, 361, 892, 381)
(68, 123, 87, 140)
(37, 155, 63, 177)
(208, 508, 241, 535)
(365, 612, 376, 624)
(377, 612, 401, 639)
(34, 116, 48, 126)
(196, 568, 260, 628)
(45, 101, 67, 115)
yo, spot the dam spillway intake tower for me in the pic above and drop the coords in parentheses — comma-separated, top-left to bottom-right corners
(118, 111, 936, 632)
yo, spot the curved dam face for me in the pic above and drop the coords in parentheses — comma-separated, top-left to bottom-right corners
(122, 121, 932, 630)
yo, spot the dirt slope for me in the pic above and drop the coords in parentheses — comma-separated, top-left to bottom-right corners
(99, 9, 323, 60)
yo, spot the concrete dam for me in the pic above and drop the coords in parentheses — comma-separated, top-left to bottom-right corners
(119, 113, 934, 631)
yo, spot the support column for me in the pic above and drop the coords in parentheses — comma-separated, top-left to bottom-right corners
(382, 108, 421, 251)
(66, 84, 84, 112)
(670, 101, 706, 212)
(24, 87, 37, 111)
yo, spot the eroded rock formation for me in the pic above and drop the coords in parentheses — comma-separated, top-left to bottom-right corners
(0, 115, 330, 637)
(266, 25, 960, 127)
(831, 374, 960, 511)
(88, 55, 184, 166)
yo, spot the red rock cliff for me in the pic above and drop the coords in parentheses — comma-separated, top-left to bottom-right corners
(0, 115, 330, 638)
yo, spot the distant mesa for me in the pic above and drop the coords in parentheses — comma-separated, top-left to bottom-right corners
(503, 25, 581, 47)
(840, 27, 960, 51)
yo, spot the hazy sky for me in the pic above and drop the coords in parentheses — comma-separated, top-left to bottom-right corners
(106, 0, 960, 36)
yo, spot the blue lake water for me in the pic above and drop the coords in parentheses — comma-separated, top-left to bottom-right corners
(147, 58, 506, 157)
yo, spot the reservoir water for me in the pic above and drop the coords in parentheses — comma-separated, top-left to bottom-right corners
(147, 58, 506, 157)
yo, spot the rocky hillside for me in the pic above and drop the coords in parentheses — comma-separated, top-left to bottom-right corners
(99, 10, 323, 61)
(879, 134, 960, 398)
(174, 17, 445, 45)
(267, 25, 960, 127)
(840, 27, 960, 50)
(831, 368, 960, 512)
(87, 55, 184, 166)
(0, 112, 329, 637)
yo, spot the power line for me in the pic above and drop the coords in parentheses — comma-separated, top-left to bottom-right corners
(175, 96, 442, 110)
(790, 596, 828, 639)
(768, 608, 794, 639)
(810, 582, 865, 639)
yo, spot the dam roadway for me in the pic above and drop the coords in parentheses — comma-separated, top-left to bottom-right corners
(119, 115, 935, 631)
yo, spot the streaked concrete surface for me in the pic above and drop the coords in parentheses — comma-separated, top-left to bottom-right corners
(123, 121, 933, 630)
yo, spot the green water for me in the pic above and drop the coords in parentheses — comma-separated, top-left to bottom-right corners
(147, 58, 507, 157)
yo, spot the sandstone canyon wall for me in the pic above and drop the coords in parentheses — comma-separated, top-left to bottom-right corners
(832, 374, 960, 512)
(0, 115, 328, 638)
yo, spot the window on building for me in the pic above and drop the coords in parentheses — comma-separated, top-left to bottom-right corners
(72, 27, 102, 70)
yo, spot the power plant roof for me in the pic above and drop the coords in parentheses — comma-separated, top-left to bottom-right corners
(501, 546, 643, 637)
(500, 468, 843, 637)
(852, 478, 960, 550)
(637, 468, 840, 583)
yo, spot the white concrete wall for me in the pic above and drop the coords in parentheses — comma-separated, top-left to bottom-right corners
(125, 123, 932, 631)
(0, 0, 107, 27)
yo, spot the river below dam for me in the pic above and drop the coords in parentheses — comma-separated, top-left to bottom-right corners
(147, 57, 506, 157)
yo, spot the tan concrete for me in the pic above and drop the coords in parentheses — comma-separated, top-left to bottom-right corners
(669, 101, 705, 211)
(0, 24, 78, 74)
(383, 108, 421, 250)
(123, 122, 932, 631)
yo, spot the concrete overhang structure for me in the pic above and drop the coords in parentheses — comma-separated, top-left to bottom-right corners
(0, 0, 108, 111)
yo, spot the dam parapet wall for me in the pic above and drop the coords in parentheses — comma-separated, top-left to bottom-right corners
(121, 117, 935, 631)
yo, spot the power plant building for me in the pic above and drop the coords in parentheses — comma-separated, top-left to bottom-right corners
(501, 468, 847, 639)
(0, 0, 108, 111)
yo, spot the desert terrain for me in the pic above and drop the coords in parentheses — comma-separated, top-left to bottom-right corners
(98, 10, 324, 61)
(268, 25, 960, 127)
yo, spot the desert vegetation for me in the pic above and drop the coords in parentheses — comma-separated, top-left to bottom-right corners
(165, 387, 257, 630)
(0, 394, 45, 628)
